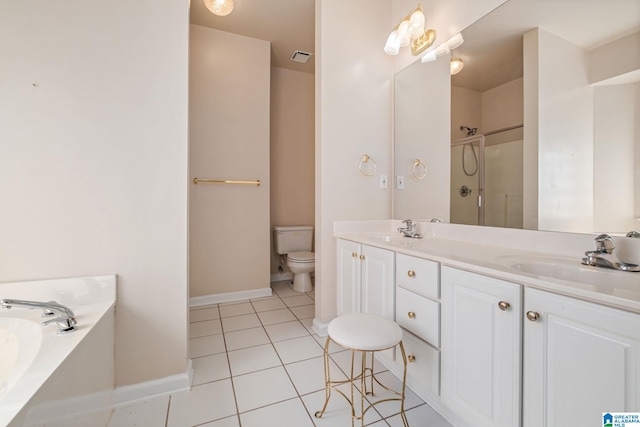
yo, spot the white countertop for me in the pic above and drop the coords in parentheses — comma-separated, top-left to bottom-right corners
(335, 221, 640, 314)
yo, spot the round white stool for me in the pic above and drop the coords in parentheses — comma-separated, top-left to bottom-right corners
(314, 313, 409, 426)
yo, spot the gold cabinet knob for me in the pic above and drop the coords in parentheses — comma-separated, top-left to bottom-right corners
(408, 355, 416, 363)
(407, 270, 416, 278)
(352, 252, 357, 258)
(359, 255, 365, 260)
(407, 311, 416, 319)
(526, 311, 540, 322)
(498, 301, 510, 311)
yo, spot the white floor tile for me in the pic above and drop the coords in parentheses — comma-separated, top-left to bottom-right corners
(300, 317, 315, 333)
(224, 327, 270, 351)
(301, 388, 383, 426)
(251, 297, 286, 312)
(219, 302, 255, 318)
(361, 370, 424, 419)
(264, 320, 310, 342)
(281, 294, 315, 308)
(198, 415, 240, 427)
(189, 319, 222, 338)
(192, 353, 231, 385)
(239, 397, 314, 427)
(190, 306, 220, 323)
(221, 313, 261, 332)
(290, 304, 315, 319)
(285, 356, 347, 396)
(313, 335, 344, 354)
(271, 281, 299, 298)
(232, 366, 298, 413)
(273, 336, 324, 364)
(227, 344, 281, 376)
(108, 395, 169, 427)
(167, 379, 236, 427)
(385, 403, 453, 427)
(257, 308, 296, 326)
(190, 334, 226, 358)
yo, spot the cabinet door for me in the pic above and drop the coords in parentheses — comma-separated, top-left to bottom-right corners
(361, 244, 395, 319)
(441, 267, 522, 427)
(523, 288, 640, 427)
(336, 239, 361, 315)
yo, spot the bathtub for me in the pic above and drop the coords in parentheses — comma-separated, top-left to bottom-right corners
(0, 275, 116, 427)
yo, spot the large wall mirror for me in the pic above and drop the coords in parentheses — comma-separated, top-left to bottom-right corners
(393, 0, 640, 234)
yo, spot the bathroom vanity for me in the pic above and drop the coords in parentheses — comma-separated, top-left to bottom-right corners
(334, 220, 640, 427)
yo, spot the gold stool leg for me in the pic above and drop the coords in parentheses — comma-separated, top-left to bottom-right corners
(314, 336, 332, 419)
(398, 340, 409, 427)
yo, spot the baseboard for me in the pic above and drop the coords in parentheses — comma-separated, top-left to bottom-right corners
(190, 287, 272, 307)
(270, 272, 293, 282)
(112, 359, 193, 408)
(312, 317, 329, 337)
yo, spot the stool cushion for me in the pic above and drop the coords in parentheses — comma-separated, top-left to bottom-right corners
(328, 313, 403, 351)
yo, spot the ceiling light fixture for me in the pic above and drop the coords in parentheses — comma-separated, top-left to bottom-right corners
(450, 58, 464, 75)
(384, 5, 436, 56)
(204, 0, 234, 16)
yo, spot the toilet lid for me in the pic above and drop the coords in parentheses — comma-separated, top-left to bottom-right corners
(288, 251, 315, 262)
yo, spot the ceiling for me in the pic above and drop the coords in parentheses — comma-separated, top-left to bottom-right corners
(450, 0, 640, 93)
(190, 0, 315, 74)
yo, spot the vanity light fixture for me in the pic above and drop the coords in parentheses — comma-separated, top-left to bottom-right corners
(450, 58, 464, 75)
(384, 5, 437, 56)
(204, 0, 234, 16)
(420, 33, 464, 65)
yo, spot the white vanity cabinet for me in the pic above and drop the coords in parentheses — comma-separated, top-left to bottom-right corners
(441, 267, 522, 427)
(523, 288, 640, 427)
(336, 239, 395, 319)
(394, 254, 441, 399)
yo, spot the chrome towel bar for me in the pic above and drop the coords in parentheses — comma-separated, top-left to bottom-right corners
(193, 178, 260, 186)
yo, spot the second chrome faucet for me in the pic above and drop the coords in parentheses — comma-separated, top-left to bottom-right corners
(398, 219, 423, 239)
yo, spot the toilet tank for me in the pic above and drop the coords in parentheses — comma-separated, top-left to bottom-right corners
(273, 226, 313, 254)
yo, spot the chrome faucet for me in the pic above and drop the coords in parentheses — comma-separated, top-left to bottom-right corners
(397, 219, 422, 239)
(581, 234, 640, 272)
(0, 299, 77, 334)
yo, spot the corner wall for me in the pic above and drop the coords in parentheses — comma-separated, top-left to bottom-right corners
(0, 0, 189, 386)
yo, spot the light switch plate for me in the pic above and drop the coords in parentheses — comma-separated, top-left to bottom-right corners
(396, 175, 405, 189)
(380, 174, 388, 189)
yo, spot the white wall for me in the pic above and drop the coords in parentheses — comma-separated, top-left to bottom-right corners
(530, 29, 594, 233)
(189, 25, 271, 297)
(0, 0, 189, 386)
(270, 67, 315, 274)
(482, 78, 523, 132)
(451, 86, 482, 139)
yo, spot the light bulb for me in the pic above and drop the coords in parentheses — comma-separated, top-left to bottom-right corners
(204, 0, 234, 16)
(384, 30, 401, 55)
(435, 43, 450, 57)
(398, 20, 410, 47)
(421, 50, 437, 63)
(408, 9, 426, 39)
(446, 33, 464, 50)
(450, 58, 464, 75)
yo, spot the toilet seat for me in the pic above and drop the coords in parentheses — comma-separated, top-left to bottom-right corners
(287, 251, 315, 263)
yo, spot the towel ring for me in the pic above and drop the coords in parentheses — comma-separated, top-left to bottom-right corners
(358, 154, 377, 177)
(412, 158, 426, 179)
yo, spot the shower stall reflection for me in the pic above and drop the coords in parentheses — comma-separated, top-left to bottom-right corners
(450, 125, 523, 228)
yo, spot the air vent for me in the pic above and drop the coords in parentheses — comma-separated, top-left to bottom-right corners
(290, 50, 313, 63)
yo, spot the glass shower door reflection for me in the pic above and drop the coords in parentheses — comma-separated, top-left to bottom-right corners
(450, 136, 483, 226)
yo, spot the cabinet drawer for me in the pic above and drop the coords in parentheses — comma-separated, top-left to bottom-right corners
(397, 330, 440, 398)
(396, 287, 440, 347)
(396, 254, 439, 299)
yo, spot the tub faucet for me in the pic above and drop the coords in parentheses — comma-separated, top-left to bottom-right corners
(0, 299, 77, 334)
(398, 219, 422, 239)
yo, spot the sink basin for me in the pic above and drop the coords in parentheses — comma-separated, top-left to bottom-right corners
(499, 256, 620, 287)
(364, 233, 416, 247)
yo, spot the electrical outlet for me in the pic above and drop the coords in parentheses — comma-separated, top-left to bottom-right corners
(380, 174, 388, 189)
(396, 175, 405, 189)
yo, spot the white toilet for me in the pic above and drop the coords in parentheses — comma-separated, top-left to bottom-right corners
(273, 225, 315, 293)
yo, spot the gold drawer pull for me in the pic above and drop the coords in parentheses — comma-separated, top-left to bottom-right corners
(408, 355, 416, 363)
(498, 301, 510, 311)
(359, 255, 365, 260)
(407, 270, 416, 278)
(526, 311, 540, 322)
(407, 311, 416, 319)
(352, 252, 358, 258)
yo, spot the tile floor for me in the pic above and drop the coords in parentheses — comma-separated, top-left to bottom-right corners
(108, 281, 452, 427)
